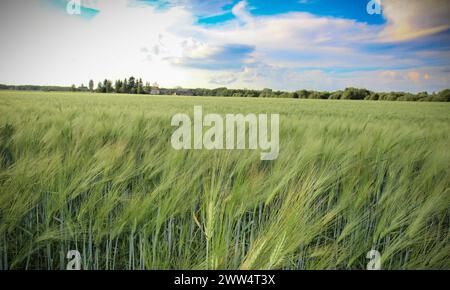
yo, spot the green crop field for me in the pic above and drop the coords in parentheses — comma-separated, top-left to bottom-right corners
(0, 90, 449, 270)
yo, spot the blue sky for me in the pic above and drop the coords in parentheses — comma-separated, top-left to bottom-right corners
(196, 0, 386, 25)
(0, 0, 449, 92)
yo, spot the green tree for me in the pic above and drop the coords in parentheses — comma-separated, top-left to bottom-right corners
(103, 79, 113, 93)
(121, 79, 128, 94)
(279, 92, 293, 98)
(433, 89, 450, 102)
(368, 93, 379, 101)
(96, 82, 104, 93)
(297, 90, 311, 99)
(89, 80, 94, 92)
(128, 77, 136, 93)
(115, 80, 122, 93)
(330, 91, 342, 100)
(137, 79, 144, 94)
(259, 88, 273, 98)
(341, 88, 371, 100)
(144, 82, 151, 92)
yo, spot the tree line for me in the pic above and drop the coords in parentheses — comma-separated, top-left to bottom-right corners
(1, 78, 449, 102)
(92, 78, 152, 94)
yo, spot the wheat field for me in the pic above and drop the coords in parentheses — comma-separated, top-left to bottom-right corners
(0, 91, 449, 270)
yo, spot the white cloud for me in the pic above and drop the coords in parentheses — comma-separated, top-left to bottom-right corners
(380, 0, 450, 42)
(231, 1, 253, 24)
(210, 73, 238, 85)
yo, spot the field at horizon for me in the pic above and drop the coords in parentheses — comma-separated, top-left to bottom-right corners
(0, 91, 449, 270)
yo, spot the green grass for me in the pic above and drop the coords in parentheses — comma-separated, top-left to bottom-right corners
(0, 90, 449, 270)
